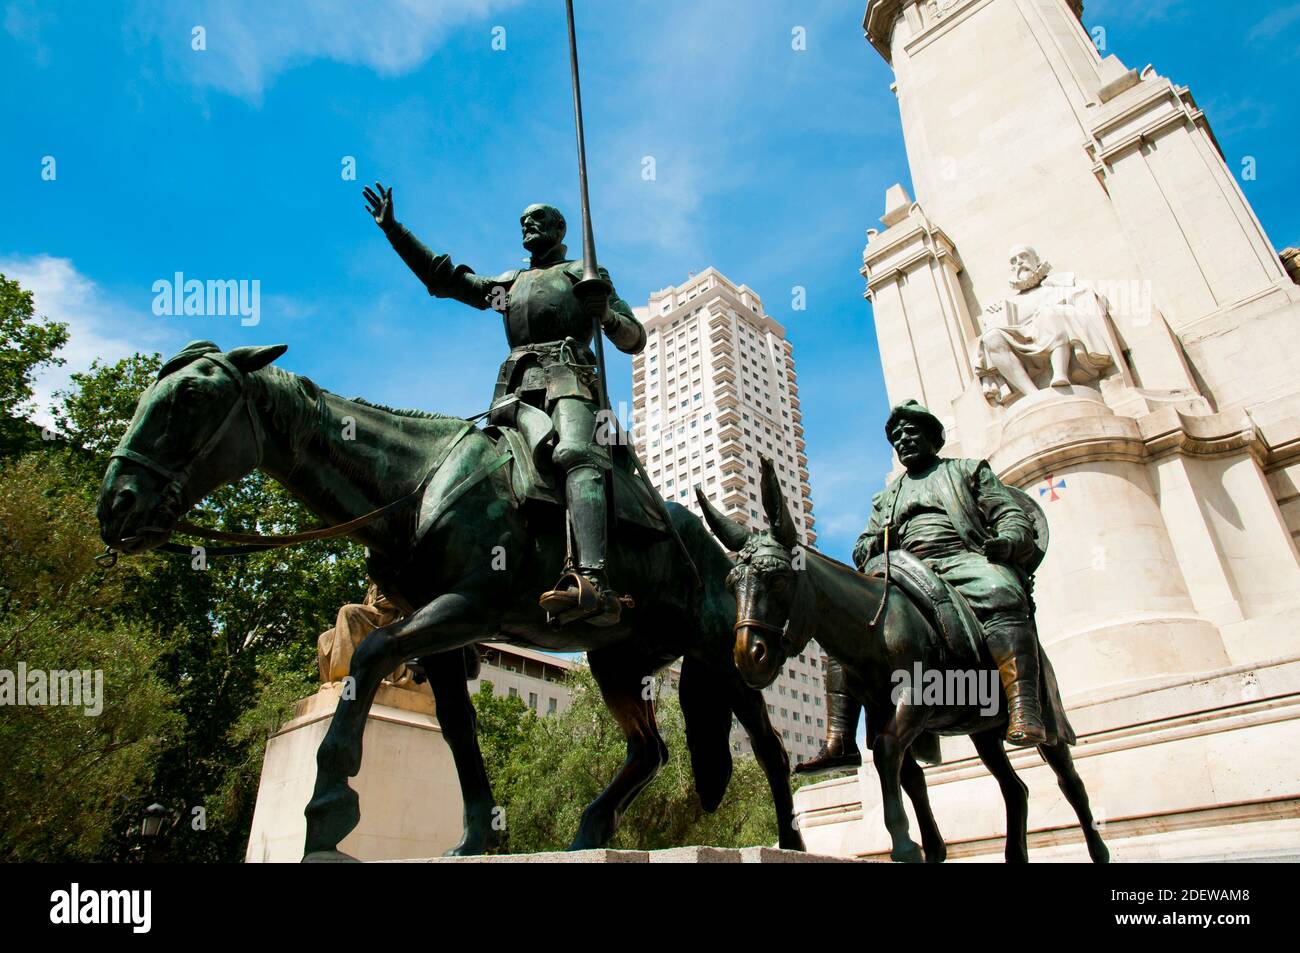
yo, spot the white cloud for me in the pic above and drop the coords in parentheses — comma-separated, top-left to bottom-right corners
(3, 0, 51, 65)
(127, 0, 522, 103)
(0, 255, 157, 426)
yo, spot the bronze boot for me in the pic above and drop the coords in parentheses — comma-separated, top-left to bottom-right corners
(539, 464, 624, 626)
(985, 615, 1047, 747)
(794, 658, 863, 776)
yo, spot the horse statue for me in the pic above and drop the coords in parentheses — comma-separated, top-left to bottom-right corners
(96, 341, 804, 857)
(696, 457, 1109, 863)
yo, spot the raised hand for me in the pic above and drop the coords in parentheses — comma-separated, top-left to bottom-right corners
(363, 181, 395, 229)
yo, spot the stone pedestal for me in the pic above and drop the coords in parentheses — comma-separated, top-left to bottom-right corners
(245, 683, 463, 863)
(392, 847, 866, 864)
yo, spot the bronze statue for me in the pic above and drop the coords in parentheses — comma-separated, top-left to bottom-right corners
(317, 581, 418, 689)
(364, 186, 644, 626)
(799, 400, 1047, 779)
(97, 342, 804, 857)
(697, 419, 1109, 862)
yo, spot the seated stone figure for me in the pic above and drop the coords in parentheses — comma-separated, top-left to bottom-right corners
(317, 582, 415, 689)
(975, 245, 1119, 403)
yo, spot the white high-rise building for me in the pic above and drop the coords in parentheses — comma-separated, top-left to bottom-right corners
(631, 268, 825, 765)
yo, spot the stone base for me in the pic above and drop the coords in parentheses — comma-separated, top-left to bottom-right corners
(392, 847, 866, 863)
(245, 683, 463, 863)
(794, 657, 1300, 862)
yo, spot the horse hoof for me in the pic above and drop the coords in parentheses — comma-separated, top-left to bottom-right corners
(779, 830, 806, 852)
(304, 784, 361, 854)
(923, 843, 947, 863)
(443, 829, 502, 857)
(891, 843, 924, 863)
(301, 849, 361, 863)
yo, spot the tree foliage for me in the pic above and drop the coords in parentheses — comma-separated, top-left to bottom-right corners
(0, 272, 68, 457)
(475, 669, 781, 852)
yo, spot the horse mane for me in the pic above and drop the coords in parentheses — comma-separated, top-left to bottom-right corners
(343, 396, 453, 420)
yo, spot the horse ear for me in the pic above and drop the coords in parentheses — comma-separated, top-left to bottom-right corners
(227, 344, 288, 374)
(695, 485, 749, 553)
(760, 456, 799, 550)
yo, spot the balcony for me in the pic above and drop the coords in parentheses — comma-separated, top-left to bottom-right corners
(716, 408, 740, 427)
(722, 490, 747, 510)
(709, 324, 732, 346)
(711, 352, 734, 372)
(791, 409, 802, 425)
(721, 473, 746, 491)
(713, 365, 735, 385)
(798, 467, 810, 483)
(720, 457, 744, 475)
(797, 453, 808, 469)
(718, 423, 742, 442)
(789, 394, 801, 411)
(715, 388, 739, 410)
(708, 309, 729, 330)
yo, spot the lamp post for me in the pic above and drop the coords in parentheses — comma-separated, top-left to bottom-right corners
(138, 802, 173, 863)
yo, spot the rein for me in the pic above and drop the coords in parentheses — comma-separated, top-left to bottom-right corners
(98, 364, 487, 566)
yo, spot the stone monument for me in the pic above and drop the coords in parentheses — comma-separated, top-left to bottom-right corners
(246, 584, 462, 863)
(795, 0, 1300, 861)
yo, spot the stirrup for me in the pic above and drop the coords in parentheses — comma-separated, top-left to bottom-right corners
(539, 571, 632, 627)
(1005, 703, 1047, 747)
(792, 742, 862, 777)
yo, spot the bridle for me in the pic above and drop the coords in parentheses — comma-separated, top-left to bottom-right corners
(109, 353, 264, 517)
(98, 357, 488, 566)
(732, 549, 815, 661)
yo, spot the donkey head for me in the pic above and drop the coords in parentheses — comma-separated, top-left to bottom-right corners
(97, 340, 286, 555)
(696, 457, 811, 689)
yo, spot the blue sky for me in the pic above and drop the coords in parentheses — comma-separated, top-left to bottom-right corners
(3, 0, 1297, 565)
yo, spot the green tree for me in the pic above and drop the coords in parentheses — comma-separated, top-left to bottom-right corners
(0, 452, 180, 861)
(476, 668, 781, 853)
(0, 272, 68, 458)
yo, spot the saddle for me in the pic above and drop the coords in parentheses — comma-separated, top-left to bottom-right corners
(483, 395, 669, 537)
(861, 550, 984, 665)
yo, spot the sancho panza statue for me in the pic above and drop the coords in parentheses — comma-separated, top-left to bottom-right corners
(799, 400, 1050, 775)
(364, 184, 645, 624)
(975, 245, 1120, 404)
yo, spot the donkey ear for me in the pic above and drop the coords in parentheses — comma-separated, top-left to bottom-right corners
(760, 456, 799, 550)
(227, 344, 288, 374)
(695, 485, 749, 553)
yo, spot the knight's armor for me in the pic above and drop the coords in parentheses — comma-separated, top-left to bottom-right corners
(380, 206, 645, 624)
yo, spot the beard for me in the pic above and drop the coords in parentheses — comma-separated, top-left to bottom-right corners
(1010, 265, 1044, 292)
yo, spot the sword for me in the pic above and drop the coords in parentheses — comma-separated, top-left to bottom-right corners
(563, 0, 701, 591)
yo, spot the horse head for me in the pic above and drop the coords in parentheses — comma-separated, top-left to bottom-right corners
(696, 456, 813, 690)
(97, 340, 287, 555)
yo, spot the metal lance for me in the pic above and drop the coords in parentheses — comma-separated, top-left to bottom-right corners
(563, 0, 701, 589)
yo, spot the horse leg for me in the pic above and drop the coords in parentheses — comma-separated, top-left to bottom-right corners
(725, 672, 803, 850)
(420, 649, 501, 856)
(900, 752, 946, 863)
(1039, 739, 1110, 863)
(569, 646, 668, 850)
(971, 728, 1029, 863)
(303, 585, 498, 858)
